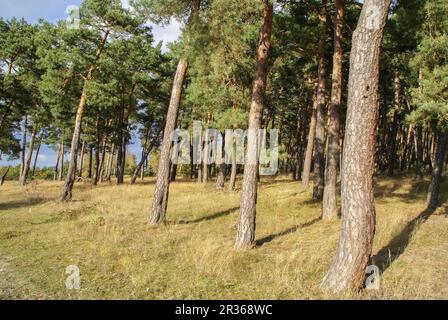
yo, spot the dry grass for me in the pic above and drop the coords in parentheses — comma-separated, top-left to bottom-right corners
(0, 174, 447, 299)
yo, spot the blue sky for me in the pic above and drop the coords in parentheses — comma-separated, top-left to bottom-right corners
(0, 0, 181, 168)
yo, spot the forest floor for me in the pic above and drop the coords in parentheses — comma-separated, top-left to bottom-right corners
(0, 174, 447, 299)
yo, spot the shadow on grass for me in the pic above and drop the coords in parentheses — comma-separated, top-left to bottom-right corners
(371, 206, 435, 272)
(174, 207, 240, 225)
(0, 197, 47, 211)
(255, 217, 320, 247)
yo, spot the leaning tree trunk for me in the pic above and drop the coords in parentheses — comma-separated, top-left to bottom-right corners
(31, 136, 42, 179)
(20, 125, 37, 186)
(312, 0, 328, 201)
(54, 143, 62, 181)
(321, 0, 391, 292)
(0, 166, 10, 186)
(149, 59, 189, 225)
(131, 128, 162, 185)
(302, 87, 318, 188)
(426, 132, 448, 210)
(60, 30, 109, 201)
(322, 0, 344, 220)
(235, 1, 273, 249)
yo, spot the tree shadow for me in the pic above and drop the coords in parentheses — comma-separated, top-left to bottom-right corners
(174, 207, 240, 225)
(0, 198, 47, 211)
(371, 206, 435, 272)
(255, 217, 320, 247)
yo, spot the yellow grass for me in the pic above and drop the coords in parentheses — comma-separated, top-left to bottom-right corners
(0, 175, 447, 299)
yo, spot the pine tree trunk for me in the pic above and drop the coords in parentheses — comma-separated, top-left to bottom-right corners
(20, 126, 37, 186)
(149, 58, 189, 225)
(387, 73, 400, 176)
(202, 130, 209, 185)
(216, 134, 226, 190)
(415, 126, 423, 179)
(426, 132, 447, 210)
(105, 143, 115, 182)
(59, 142, 65, 181)
(321, 0, 391, 292)
(59, 30, 109, 201)
(92, 116, 100, 186)
(78, 140, 85, 179)
(302, 87, 318, 188)
(54, 143, 62, 181)
(88, 144, 93, 179)
(31, 136, 41, 179)
(228, 139, 237, 191)
(322, 0, 344, 220)
(0, 166, 10, 186)
(235, 1, 273, 249)
(312, 0, 328, 201)
(20, 115, 27, 178)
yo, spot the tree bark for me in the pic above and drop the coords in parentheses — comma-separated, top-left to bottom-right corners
(387, 73, 400, 176)
(77, 140, 85, 179)
(415, 126, 423, 179)
(54, 142, 62, 181)
(426, 132, 447, 209)
(228, 138, 237, 191)
(321, 0, 391, 292)
(20, 115, 27, 178)
(322, 0, 344, 220)
(59, 141, 65, 181)
(92, 116, 100, 185)
(235, 1, 273, 249)
(149, 59, 189, 225)
(19, 125, 37, 185)
(302, 87, 318, 188)
(312, 0, 328, 201)
(0, 166, 10, 186)
(31, 136, 42, 179)
(59, 30, 109, 201)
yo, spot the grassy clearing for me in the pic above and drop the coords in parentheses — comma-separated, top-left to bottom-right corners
(0, 175, 447, 299)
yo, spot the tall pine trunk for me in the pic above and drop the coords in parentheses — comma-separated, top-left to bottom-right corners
(321, 0, 391, 292)
(235, 1, 273, 249)
(322, 0, 344, 219)
(59, 30, 109, 201)
(312, 0, 328, 201)
(302, 87, 318, 188)
(20, 125, 37, 186)
(426, 132, 448, 209)
(149, 59, 189, 225)
(31, 136, 42, 179)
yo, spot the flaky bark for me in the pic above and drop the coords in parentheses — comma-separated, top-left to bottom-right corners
(312, 0, 328, 201)
(149, 58, 189, 225)
(426, 132, 447, 210)
(321, 0, 391, 292)
(235, 1, 273, 249)
(60, 30, 110, 201)
(322, 0, 344, 219)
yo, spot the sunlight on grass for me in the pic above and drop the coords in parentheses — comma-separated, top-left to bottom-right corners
(0, 175, 447, 299)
